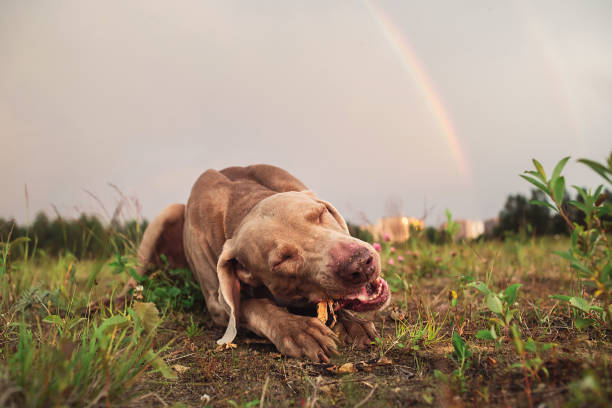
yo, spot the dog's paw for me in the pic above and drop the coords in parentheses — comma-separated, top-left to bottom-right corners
(271, 315, 339, 362)
(334, 309, 378, 349)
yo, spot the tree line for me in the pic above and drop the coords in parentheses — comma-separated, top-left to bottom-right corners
(0, 212, 147, 260)
(1, 187, 610, 259)
(494, 187, 611, 238)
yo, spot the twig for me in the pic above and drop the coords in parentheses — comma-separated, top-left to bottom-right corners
(259, 375, 270, 408)
(135, 392, 168, 407)
(354, 385, 378, 408)
(520, 354, 533, 408)
(165, 353, 195, 363)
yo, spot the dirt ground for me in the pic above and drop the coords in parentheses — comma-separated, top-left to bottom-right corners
(130, 268, 612, 408)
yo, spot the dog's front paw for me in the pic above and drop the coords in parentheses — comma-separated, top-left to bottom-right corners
(270, 315, 339, 362)
(334, 309, 378, 349)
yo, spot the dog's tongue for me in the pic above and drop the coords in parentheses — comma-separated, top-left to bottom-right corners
(336, 277, 390, 312)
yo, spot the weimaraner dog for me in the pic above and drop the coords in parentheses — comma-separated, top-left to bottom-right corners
(130, 164, 390, 362)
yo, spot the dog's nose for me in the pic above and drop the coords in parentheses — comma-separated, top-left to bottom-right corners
(336, 247, 376, 285)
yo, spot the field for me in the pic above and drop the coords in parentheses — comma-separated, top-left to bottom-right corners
(1, 231, 610, 407)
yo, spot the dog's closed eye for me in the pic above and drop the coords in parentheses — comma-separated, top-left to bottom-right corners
(306, 205, 327, 224)
(318, 207, 328, 223)
(273, 253, 294, 268)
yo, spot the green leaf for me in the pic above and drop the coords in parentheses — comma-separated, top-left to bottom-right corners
(550, 294, 571, 302)
(578, 158, 612, 184)
(541, 343, 557, 351)
(42, 315, 64, 325)
(552, 156, 570, 181)
(569, 296, 591, 313)
(520, 175, 549, 194)
(552, 250, 577, 263)
(574, 318, 595, 330)
(597, 203, 612, 217)
(529, 199, 557, 212)
(146, 350, 178, 380)
(68, 317, 87, 330)
(568, 200, 588, 215)
(552, 176, 566, 204)
(511, 324, 523, 353)
(434, 369, 449, 382)
(525, 338, 537, 353)
(571, 185, 592, 205)
(132, 302, 161, 334)
(467, 281, 491, 295)
(97, 314, 129, 334)
(95, 314, 129, 349)
(590, 305, 604, 313)
(524, 170, 544, 180)
(476, 329, 495, 341)
(452, 332, 471, 360)
(504, 284, 522, 305)
(532, 159, 547, 181)
(486, 294, 503, 315)
(570, 261, 591, 276)
(602, 262, 612, 282)
(570, 228, 579, 251)
(505, 309, 517, 325)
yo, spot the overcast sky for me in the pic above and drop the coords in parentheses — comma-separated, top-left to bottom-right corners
(1, 0, 611, 226)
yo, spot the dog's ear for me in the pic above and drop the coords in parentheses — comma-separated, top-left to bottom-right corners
(301, 190, 350, 234)
(216, 240, 241, 345)
(320, 199, 350, 234)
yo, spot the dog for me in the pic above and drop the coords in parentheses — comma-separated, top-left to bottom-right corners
(128, 164, 390, 362)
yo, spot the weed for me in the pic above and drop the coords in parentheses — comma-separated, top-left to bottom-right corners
(521, 154, 611, 328)
(434, 332, 472, 393)
(133, 254, 205, 312)
(469, 280, 522, 345)
(186, 315, 204, 338)
(510, 323, 557, 408)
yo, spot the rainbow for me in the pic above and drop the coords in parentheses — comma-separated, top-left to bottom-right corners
(364, 0, 471, 181)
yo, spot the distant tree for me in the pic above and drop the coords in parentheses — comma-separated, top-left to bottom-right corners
(347, 222, 374, 244)
(424, 226, 444, 244)
(0, 218, 25, 242)
(0, 213, 149, 259)
(497, 189, 553, 237)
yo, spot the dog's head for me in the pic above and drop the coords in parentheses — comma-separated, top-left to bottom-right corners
(216, 191, 390, 344)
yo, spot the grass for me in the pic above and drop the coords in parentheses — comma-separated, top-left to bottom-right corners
(1, 231, 611, 407)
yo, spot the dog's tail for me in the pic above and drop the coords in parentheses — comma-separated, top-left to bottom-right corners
(87, 203, 187, 312)
(135, 203, 188, 277)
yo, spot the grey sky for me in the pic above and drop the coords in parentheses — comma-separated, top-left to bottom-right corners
(1, 0, 611, 226)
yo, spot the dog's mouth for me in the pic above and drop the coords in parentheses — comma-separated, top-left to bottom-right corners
(334, 277, 390, 312)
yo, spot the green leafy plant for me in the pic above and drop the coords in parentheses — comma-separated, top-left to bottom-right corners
(510, 323, 557, 408)
(468, 281, 522, 345)
(128, 254, 205, 312)
(186, 315, 203, 338)
(521, 154, 611, 328)
(445, 209, 460, 242)
(434, 332, 472, 393)
(566, 370, 612, 407)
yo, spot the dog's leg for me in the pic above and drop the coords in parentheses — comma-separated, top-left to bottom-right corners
(240, 298, 339, 362)
(334, 309, 378, 349)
